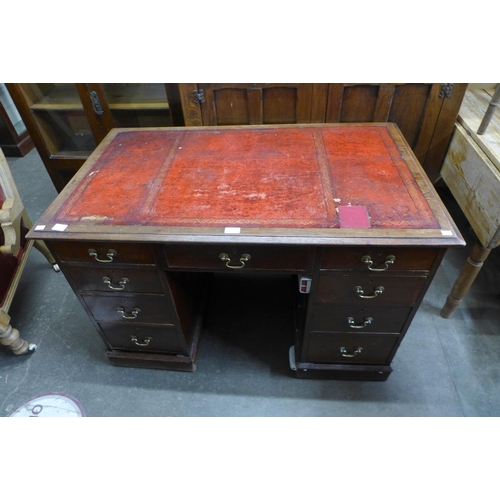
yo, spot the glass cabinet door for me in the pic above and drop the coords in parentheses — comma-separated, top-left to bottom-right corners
(19, 84, 97, 158)
(0, 83, 27, 137)
(101, 84, 173, 127)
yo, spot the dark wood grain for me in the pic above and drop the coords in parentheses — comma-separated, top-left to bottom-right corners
(423, 83, 468, 181)
(316, 273, 427, 305)
(310, 304, 412, 333)
(164, 244, 312, 272)
(185, 84, 318, 126)
(65, 266, 164, 293)
(341, 84, 379, 122)
(50, 241, 156, 265)
(77, 84, 115, 144)
(320, 246, 439, 271)
(99, 323, 185, 354)
(82, 294, 174, 324)
(306, 332, 399, 364)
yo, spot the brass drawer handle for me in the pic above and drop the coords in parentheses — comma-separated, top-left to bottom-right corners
(131, 335, 152, 347)
(116, 307, 141, 320)
(340, 346, 363, 358)
(103, 277, 129, 290)
(361, 255, 395, 271)
(347, 316, 373, 329)
(219, 253, 251, 269)
(89, 248, 117, 263)
(353, 285, 384, 299)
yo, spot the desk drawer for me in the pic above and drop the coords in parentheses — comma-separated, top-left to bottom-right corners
(65, 266, 164, 294)
(316, 274, 427, 306)
(306, 332, 399, 364)
(99, 323, 185, 354)
(83, 295, 174, 324)
(311, 305, 411, 333)
(164, 244, 310, 272)
(50, 241, 156, 265)
(321, 247, 438, 272)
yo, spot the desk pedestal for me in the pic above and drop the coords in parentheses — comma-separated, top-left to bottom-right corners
(46, 241, 446, 381)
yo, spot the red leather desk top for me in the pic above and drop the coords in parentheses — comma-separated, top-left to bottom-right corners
(30, 124, 463, 246)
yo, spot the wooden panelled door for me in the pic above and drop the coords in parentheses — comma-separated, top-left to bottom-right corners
(180, 83, 330, 126)
(325, 83, 467, 181)
(180, 83, 467, 182)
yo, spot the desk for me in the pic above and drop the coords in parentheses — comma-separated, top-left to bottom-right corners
(28, 124, 464, 380)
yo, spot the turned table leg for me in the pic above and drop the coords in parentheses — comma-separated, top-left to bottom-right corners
(441, 242, 492, 318)
(0, 310, 36, 355)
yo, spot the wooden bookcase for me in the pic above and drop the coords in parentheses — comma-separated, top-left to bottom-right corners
(6, 84, 184, 192)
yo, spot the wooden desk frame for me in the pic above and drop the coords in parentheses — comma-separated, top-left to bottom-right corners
(28, 124, 464, 381)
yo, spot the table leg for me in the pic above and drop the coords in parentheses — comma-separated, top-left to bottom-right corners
(440, 242, 491, 318)
(0, 310, 36, 355)
(33, 239, 60, 271)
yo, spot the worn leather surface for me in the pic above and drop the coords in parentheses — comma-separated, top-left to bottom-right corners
(55, 126, 439, 230)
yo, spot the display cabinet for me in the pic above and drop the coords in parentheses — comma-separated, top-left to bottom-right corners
(179, 83, 467, 182)
(0, 84, 33, 157)
(6, 84, 184, 191)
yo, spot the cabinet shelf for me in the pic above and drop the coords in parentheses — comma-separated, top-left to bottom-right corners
(29, 84, 171, 112)
(30, 84, 83, 111)
(104, 84, 170, 111)
(52, 134, 97, 157)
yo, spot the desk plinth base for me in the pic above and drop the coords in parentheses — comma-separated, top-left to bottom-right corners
(294, 363, 392, 381)
(106, 350, 197, 372)
(290, 346, 392, 381)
